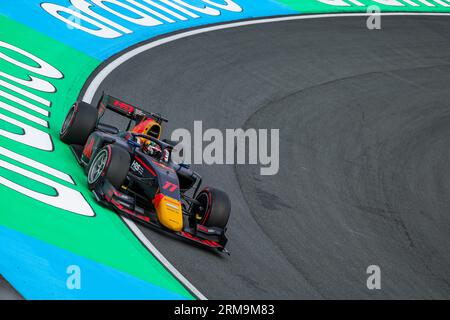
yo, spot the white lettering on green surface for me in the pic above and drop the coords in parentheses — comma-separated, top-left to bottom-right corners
(0, 40, 94, 216)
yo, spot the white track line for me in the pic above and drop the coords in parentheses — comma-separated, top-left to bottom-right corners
(121, 217, 207, 300)
(83, 11, 450, 300)
(83, 12, 450, 103)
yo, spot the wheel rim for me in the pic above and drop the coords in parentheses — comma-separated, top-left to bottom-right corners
(61, 105, 76, 135)
(88, 149, 108, 184)
(195, 192, 210, 223)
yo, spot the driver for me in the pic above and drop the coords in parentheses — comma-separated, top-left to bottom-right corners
(130, 117, 163, 159)
(142, 139, 162, 158)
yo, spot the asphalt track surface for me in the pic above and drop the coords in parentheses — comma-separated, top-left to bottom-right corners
(89, 16, 450, 299)
(0, 276, 22, 300)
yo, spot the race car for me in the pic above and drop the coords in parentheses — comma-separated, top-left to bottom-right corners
(60, 94, 231, 254)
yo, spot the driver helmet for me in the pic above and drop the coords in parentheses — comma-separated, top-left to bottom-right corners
(131, 117, 162, 156)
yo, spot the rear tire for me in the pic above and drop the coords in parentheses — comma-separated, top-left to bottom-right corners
(194, 187, 231, 229)
(87, 145, 130, 190)
(60, 101, 97, 145)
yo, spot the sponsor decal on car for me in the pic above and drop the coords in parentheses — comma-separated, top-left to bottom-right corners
(131, 160, 144, 175)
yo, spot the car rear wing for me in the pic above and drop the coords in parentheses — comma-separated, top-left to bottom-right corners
(97, 94, 168, 125)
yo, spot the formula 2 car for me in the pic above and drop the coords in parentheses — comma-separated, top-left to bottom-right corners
(60, 94, 231, 254)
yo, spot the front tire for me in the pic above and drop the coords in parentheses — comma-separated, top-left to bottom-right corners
(60, 101, 97, 145)
(193, 187, 231, 229)
(87, 145, 130, 190)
